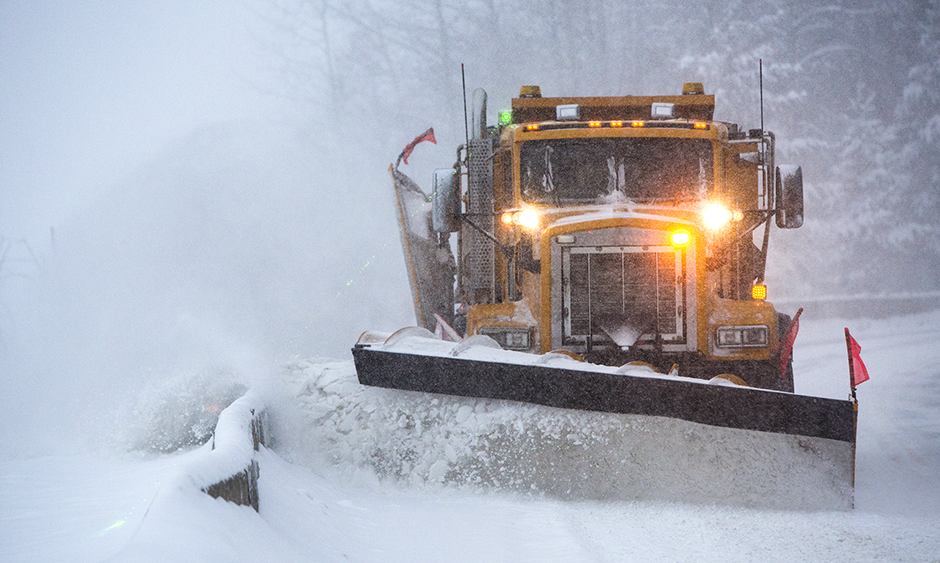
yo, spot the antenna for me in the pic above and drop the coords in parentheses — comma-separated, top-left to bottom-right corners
(461, 64, 470, 157)
(756, 58, 771, 283)
(760, 58, 767, 202)
(759, 59, 765, 138)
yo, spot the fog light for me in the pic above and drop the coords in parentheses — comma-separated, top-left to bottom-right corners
(478, 326, 532, 350)
(716, 325, 769, 347)
(670, 229, 692, 248)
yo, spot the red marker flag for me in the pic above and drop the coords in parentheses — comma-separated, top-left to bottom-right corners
(400, 127, 437, 165)
(776, 307, 803, 379)
(844, 328, 870, 388)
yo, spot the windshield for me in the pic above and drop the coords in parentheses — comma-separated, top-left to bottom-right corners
(519, 138, 713, 204)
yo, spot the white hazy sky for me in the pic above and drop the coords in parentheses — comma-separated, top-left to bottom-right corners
(1, 1, 270, 240)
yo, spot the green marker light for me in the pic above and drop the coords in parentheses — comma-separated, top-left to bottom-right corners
(499, 110, 512, 125)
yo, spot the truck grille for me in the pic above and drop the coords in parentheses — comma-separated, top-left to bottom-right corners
(562, 247, 682, 344)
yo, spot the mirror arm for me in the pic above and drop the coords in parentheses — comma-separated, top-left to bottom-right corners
(756, 210, 772, 283)
(461, 214, 501, 247)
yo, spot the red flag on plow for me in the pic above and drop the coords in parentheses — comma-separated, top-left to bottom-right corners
(399, 127, 436, 165)
(844, 328, 870, 388)
(777, 307, 803, 379)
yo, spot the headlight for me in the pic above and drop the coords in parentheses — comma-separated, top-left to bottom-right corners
(716, 325, 769, 347)
(500, 209, 540, 230)
(702, 203, 734, 230)
(478, 326, 532, 350)
(514, 209, 539, 229)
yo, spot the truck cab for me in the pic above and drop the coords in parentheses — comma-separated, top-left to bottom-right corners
(433, 84, 804, 391)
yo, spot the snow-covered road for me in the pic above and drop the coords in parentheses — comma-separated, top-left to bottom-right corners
(2, 310, 939, 562)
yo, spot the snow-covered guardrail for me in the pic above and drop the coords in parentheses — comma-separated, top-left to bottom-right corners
(185, 390, 266, 511)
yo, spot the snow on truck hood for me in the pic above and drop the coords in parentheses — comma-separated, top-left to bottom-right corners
(540, 204, 699, 230)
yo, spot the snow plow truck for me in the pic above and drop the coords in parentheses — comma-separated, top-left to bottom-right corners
(352, 83, 858, 508)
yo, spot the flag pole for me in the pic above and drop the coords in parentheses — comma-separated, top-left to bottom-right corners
(844, 327, 858, 403)
(844, 327, 859, 497)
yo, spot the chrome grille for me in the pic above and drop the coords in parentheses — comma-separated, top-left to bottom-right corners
(563, 246, 681, 344)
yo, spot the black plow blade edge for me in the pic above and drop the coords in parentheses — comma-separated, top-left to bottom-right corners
(352, 347, 856, 444)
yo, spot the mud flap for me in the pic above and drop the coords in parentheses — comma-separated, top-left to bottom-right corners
(390, 165, 456, 330)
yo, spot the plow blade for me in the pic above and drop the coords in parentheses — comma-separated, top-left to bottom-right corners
(352, 331, 857, 509)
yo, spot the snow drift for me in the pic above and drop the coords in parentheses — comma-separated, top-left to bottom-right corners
(272, 357, 853, 509)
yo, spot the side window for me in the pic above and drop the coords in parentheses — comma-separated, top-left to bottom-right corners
(493, 147, 513, 209)
(504, 149, 514, 205)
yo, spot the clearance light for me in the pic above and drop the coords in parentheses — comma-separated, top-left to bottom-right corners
(703, 203, 734, 230)
(733, 210, 745, 221)
(611, 121, 623, 127)
(751, 284, 767, 300)
(526, 124, 540, 131)
(500, 212, 514, 225)
(694, 122, 708, 129)
(588, 121, 602, 128)
(670, 229, 692, 248)
(499, 110, 513, 125)
(519, 85, 542, 98)
(631, 121, 645, 128)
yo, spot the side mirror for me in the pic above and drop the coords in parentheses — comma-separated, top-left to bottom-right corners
(432, 168, 460, 233)
(775, 165, 804, 229)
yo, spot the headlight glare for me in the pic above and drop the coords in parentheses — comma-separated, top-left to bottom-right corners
(513, 209, 540, 229)
(703, 203, 734, 230)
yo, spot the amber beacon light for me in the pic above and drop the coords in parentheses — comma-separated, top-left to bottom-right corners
(751, 284, 767, 300)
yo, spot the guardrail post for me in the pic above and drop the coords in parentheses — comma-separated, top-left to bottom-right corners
(201, 395, 266, 512)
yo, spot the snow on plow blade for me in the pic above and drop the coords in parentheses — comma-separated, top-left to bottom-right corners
(352, 330, 857, 509)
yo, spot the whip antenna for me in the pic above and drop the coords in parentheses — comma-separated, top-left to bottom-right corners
(760, 58, 765, 137)
(461, 64, 470, 157)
